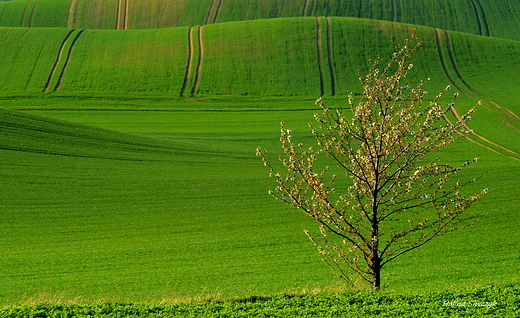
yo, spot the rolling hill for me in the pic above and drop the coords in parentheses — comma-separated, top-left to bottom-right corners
(0, 0, 519, 306)
(0, 0, 520, 41)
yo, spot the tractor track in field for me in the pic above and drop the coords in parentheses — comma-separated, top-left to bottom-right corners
(316, 18, 325, 96)
(435, 28, 520, 159)
(205, 0, 215, 24)
(450, 106, 520, 156)
(302, 0, 309, 16)
(442, 29, 520, 124)
(326, 17, 336, 96)
(55, 30, 84, 90)
(44, 29, 84, 91)
(180, 27, 194, 96)
(434, 29, 468, 96)
(394, 0, 402, 22)
(316, 17, 336, 96)
(213, 0, 222, 24)
(44, 29, 76, 91)
(191, 26, 204, 95)
(205, 0, 222, 25)
(116, 0, 129, 30)
(443, 30, 483, 98)
(68, 0, 77, 28)
(28, 0, 38, 27)
(302, 0, 316, 16)
(470, 0, 490, 36)
(20, 1, 29, 27)
(441, 111, 520, 161)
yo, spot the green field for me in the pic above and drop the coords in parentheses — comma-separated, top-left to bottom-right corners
(1, 0, 520, 42)
(0, 0, 519, 315)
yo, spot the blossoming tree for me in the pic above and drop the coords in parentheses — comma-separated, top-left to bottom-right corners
(256, 32, 487, 291)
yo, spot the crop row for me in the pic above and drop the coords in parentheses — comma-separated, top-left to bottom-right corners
(1, 0, 520, 41)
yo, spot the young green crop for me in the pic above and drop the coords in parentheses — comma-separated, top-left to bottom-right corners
(1, 17, 520, 101)
(0, 27, 73, 92)
(1, 0, 520, 42)
(1, 104, 519, 304)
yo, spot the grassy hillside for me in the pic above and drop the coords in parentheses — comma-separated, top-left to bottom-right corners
(1, 0, 520, 42)
(2, 17, 520, 102)
(0, 0, 519, 309)
(1, 101, 519, 304)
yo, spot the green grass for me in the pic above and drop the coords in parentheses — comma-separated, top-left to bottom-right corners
(2, 17, 519, 100)
(1, 97, 519, 305)
(1, 0, 520, 42)
(0, 285, 518, 317)
(56, 27, 190, 94)
(0, 27, 72, 92)
(0, 0, 519, 312)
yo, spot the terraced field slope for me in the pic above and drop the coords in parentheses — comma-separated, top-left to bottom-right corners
(1, 17, 520, 103)
(1, 0, 520, 41)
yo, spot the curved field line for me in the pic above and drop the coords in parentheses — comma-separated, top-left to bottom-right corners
(450, 106, 520, 155)
(316, 17, 325, 96)
(503, 120, 520, 133)
(302, 0, 310, 16)
(55, 30, 84, 90)
(443, 31, 520, 125)
(395, 0, 402, 22)
(205, 0, 216, 25)
(441, 112, 520, 161)
(191, 26, 204, 95)
(489, 101, 520, 124)
(444, 30, 483, 98)
(309, 0, 316, 16)
(116, 0, 123, 29)
(20, 1, 30, 27)
(326, 17, 336, 96)
(125, 0, 129, 29)
(435, 29, 520, 159)
(44, 29, 75, 91)
(212, 0, 222, 24)
(434, 29, 469, 97)
(28, 0, 38, 27)
(470, 0, 490, 36)
(180, 27, 194, 96)
(117, 0, 129, 30)
(68, 0, 77, 28)
(24, 46, 44, 91)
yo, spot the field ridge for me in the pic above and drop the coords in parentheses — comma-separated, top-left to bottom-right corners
(55, 29, 84, 90)
(19, 1, 29, 27)
(180, 27, 195, 96)
(191, 26, 204, 95)
(67, 0, 77, 28)
(205, 0, 222, 25)
(470, 0, 490, 37)
(443, 30, 484, 98)
(434, 29, 520, 159)
(315, 17, 325, 96)
(394, 0, 402, 22)
(434, 29, 470, 98)
(44, 29, 76, 91)
(325, 17, 335, 96)
(44, 29, 84, 91)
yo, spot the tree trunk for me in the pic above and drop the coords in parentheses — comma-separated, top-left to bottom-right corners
(373, 262, 381, 291)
